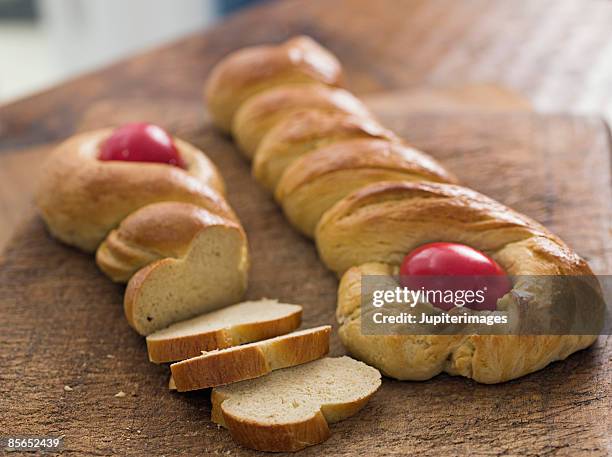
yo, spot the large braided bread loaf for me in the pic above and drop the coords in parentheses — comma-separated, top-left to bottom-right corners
(205, 36, 603, 383)
(37, 126, 249, 336)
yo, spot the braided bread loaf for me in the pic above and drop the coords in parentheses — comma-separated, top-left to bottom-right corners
(37, 126, 249, 335)
(205, 36, 603, 383)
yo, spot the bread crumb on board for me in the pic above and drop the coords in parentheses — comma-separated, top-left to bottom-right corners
(64, 385, 73, 392)
(114, 391, 127, 398)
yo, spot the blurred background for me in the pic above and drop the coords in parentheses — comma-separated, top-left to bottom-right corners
(0, 0, 262, 102)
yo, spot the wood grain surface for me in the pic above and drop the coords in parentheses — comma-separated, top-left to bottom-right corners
(1, 99, 611, 456)
(2, 0, 612, 455)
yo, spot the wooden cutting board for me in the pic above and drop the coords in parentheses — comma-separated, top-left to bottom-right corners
(1, 99, 611, 456)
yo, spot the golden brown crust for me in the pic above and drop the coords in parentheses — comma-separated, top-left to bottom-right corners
(36, 129, 232, 252)
(253, 110, 396, 191)
(170, 326, 331, 391)
(337, 263, 598, 383)
(205, 36, 344, 132)
(96, 202, 235, 282)
(146, 305, 302, 363)
(123, 260, 157, 332)
(219, 406, 331, 452)
(148, 327, 231, 364)
(316, 181, 566, 275)
(275, 139, 457, 237)
(277, 139, 455, 196)
(232, 85, 373, 158)
(174, 344, 270, 391)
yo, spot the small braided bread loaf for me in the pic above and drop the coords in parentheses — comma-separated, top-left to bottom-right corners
(205, 36, 603, 383)
(37, 125, 249, 336)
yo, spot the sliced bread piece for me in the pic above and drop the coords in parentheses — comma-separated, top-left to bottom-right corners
(170, 326, 331, 391)
(146, 299, 302, 363)
(123, 205, 249, 336)
(211, 356, 381, 452)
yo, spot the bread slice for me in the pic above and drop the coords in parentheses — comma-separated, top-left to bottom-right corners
(211, 356, 381, 452)
(170, 326, 331, 391)
(124, 214, 249, 336)
(146, 299, 302, 363)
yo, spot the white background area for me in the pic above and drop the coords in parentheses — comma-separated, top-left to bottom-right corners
(0, 0, 217, 102)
